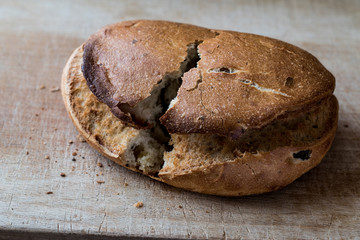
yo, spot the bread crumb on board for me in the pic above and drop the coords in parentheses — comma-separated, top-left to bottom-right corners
(60, 173, 66, 177)
(97, 162, 103, 167)
(134, 201, 144, 208)
(46, 191, 53, 195)
(77, 134, 86, 142)
(69, 140, 73, 144)
(96, 180, 105, 184)
(38, 85, 46, 90)
(45, 155, 50, 160)
(72, 152, 77, 156)
(50, 87, 60, 92)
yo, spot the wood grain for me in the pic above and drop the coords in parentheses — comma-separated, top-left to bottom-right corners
(0, 0, 359, 239)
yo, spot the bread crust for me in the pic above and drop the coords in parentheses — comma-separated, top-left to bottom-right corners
(62, 46, 338, 196)
(161, 31, 335, 136)
(81, 20, 335, 137)
(82, 20, 217, 128)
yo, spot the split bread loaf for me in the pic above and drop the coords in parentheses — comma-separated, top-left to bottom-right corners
(62, 20, 338, 196)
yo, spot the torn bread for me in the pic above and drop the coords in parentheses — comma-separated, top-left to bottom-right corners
(62, 20, 338, 196)
(82, 20, 335, 137)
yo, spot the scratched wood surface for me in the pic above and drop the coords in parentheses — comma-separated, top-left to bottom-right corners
(1, 0, 359, 239)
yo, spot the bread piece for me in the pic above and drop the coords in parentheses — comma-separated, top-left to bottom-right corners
(82, 20, 217, 128)
(62, 46, 164, 174)
(82, 20, 335, 138)
(160, 96, 338, 196)
(62, 45, 338, 196)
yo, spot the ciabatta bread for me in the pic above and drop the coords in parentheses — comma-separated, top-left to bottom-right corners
(62, 21, 338, 196)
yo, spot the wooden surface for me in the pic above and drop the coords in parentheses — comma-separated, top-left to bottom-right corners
(1, 0, 360, 239)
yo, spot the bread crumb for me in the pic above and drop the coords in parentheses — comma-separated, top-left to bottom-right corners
(46, 191, 53, 195)
(97, 180, 105, 184)
(54, 127, 57, 131)
(124, 182, 128, 187)
(69, 140, 73, 144)
(26, 151, 29, 155)
(134, 201, 143, 208)
(72, 166, 75, 171)
(50, 87, 60, 92)
(41, 107, 45, 111)
(60, 173, 66, 177)
(97, 162, 103, 167)
(72, 158, 76, 162)
(45, 155, 50, 159)
(77, 134, 86, 142)
(96, 174, 99, 176)
(205, 210, 210, 213)
(178, 205, 183, 209)
(72, 152, 77, 156)
(166, 208, 170, 210)
(344, 124, 349, 128)
(35, 113, 39, 117)
(38, 85, 46, 90)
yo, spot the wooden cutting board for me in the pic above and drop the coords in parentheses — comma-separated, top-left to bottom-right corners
(1, 0, 359, 239)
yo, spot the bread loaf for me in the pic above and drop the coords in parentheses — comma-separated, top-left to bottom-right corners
(62, 20, 338, 196)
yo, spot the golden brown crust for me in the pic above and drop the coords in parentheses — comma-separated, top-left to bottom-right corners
(82, 20, 217, 128)
(81, 20, 335, 136)
(63, 43, 338, 197)
(161, 31, 335, 136)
